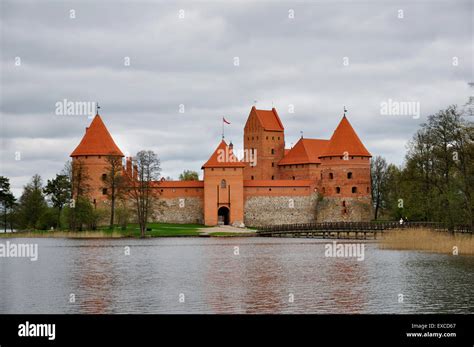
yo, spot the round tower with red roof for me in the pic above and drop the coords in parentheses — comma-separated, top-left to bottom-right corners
(317, 115, 372, 221)
(70, 114, 124, 208)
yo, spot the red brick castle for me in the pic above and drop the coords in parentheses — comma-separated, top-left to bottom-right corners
(71, 106, 372, 226)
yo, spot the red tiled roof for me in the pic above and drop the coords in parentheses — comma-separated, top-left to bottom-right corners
(251, 106, 284, 132)
(70, 115, 124, 157)
(278, 138, 329, 165)
(244, 180, 313, 187)
(320, 116, 371, 157)
(202, 140, 246, 168)
(151, 181, 204, 188)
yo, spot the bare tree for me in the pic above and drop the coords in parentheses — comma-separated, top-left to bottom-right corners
(102, 155, 125, 229)
(67, 160, 91, 231)
(125, 150, 161, 237)
(371, 156, 388, 220)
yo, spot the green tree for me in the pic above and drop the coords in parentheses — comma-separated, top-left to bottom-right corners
(44, 174, 71, 229)
(0, 176, 16, 232)
(179, 170, 199, 181)
(18, 174, 47, 229)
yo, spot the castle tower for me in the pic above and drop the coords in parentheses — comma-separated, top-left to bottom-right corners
(202, 140, 245, 226)
(318, 115, 372, 221)
(243, 106, 285, 180)
(70, 114, 124, 207)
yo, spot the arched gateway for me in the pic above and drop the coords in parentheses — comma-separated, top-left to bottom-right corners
(217, 206, 230, 225)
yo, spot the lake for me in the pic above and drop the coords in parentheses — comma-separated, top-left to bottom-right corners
(0, 237, 473, 314)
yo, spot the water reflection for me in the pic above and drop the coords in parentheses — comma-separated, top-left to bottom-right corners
(0, 238, 472, 314)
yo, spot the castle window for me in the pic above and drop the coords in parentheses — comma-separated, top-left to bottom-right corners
(160, 189, 163, 192)
(211, 168, 214, 171)
(352, 186, 357, 193)
(278, 137, 280, 140)
(272, 136, 274, 140)
(342, 201, 346, 207)
(342, 208, 347, 214)
(322, 187, 326, 193)
(271, 149, 275, 154)
(269, 188, 272, 191)
(252, 137, 254, 140)
(98, 156, 101, 159)
(336, 187, 341, 194)
(329, 173, 334, 179)
(292, 176, 295, 180)
(266, 136, 268, 140)
(102, 188, 108, 195)
(102, 173, 107, 180)
(221, 179, 227, 188)
(320, 173, 323, 179)
(271, 176, 275, 180)
(347, 172, 353, 179)
(257, 136, 259, 140)
(367, 187, 369, 193)
(251, 176, 254, 180)
(272, 162, 274, 167)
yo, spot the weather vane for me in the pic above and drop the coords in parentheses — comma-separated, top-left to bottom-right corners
(344, 106, 347, 116)
(96, 102, 101, 115)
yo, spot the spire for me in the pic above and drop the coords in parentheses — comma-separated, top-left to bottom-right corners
(320, 115, 371, 157)
(70, 115, 124, 157)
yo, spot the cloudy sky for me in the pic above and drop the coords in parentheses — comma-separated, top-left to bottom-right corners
(1, 0, 472, 197)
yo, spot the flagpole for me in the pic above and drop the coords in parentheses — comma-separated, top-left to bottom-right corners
(222, 118, 224, 139)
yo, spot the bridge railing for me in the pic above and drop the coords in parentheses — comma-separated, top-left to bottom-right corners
(257, 221, 472, 234)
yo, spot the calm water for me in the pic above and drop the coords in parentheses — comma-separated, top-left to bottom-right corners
(0, 237, 473, 314)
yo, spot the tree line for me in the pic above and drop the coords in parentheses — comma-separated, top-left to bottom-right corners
(371, 105, 474, 230)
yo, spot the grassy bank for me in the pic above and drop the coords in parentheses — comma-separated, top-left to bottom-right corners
(0, 223, 204, 238)
(379, 228, 474, 255)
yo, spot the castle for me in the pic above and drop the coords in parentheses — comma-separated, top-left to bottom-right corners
(70, 106, 372, 226)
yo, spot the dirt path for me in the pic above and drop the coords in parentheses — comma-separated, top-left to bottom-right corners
(198, 225, 256, 235)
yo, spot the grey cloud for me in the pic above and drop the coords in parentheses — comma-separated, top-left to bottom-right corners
(1, 0, 472, 197)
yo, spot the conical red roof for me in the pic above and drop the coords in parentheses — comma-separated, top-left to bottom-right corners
(320, 116, 371, 157)
(202, 140, 246, 168)
(70, 115, 124, 157)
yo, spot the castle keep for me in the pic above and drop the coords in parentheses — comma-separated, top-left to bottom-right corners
(70, 106, 372, 227)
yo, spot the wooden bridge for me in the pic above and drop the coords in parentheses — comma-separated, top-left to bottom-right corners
(256, 221, 473, 239)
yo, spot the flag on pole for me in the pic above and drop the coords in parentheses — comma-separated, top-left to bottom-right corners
(223, 117, 231, 124)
